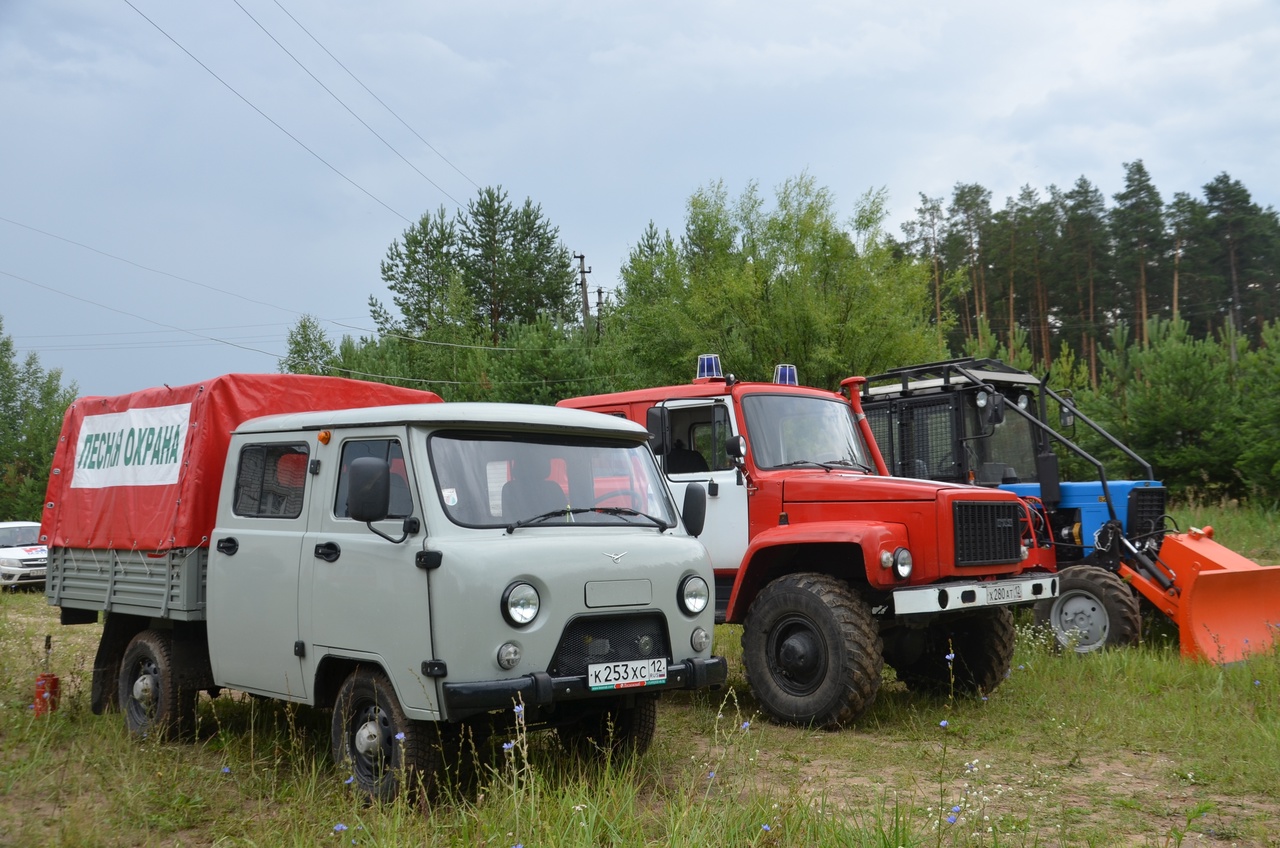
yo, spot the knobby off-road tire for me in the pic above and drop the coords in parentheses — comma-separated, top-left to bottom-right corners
(331, 668, 442, 803)
(560, 694, 658, 761)
(118, 629, 197, 741)
(741, 572, 883, 729)
(894, 608, 1017, 696)
(1034, 564, 1141, 653)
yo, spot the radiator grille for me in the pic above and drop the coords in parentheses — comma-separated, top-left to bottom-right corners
(548, 613, 671, 677)
(953, 501, 1023, 566)
(1126, 487, 1167, 541)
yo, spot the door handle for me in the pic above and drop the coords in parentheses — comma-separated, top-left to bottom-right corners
(314, 541, 341, 562)
(216, 537, 238, 556)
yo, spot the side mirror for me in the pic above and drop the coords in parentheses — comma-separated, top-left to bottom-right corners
(682, 483, 706, 538)
(646, 406, 670, 456)
(348, 457, 390, 523)
(1059, 405, 1075, 429)
(985, 393, 1005, 426)
(725, 435, 747, 462)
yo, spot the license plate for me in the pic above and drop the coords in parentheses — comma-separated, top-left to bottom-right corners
(986, 583, 1024, 604)
(587, 657, 667, 691)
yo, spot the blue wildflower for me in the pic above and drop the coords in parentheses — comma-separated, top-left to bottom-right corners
(939, 720, 948, 728)
(394, 731, 405, 741)
(708, 770, 715, 779)
(514, 703, 525, 716)
(741, 720, 750, 730)
(221, 766, 230, 774)
(1255, 680, 1262, 687)
(762, 824, 771, 831)
(945, 652, 955, 662)
(947, 814, 957, 824)
(952, 805, 961, 813)
(503, 741, 515, 751)
(345, 775, 354, 785)
(334, 823, 348, 833)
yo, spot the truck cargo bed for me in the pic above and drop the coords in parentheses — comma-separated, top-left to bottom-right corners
(47, 547, 208, 620)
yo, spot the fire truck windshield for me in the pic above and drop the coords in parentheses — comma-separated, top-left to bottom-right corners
(740, 393, 876, 473)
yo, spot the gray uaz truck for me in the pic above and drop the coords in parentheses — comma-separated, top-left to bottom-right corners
(42, 374, 725, 800)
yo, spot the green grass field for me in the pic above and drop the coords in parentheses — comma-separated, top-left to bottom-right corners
(2, 501, 1277, 847)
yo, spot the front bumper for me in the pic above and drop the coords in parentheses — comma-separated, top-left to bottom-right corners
(892, 574, 1057, 616)
(442, 655, 728, 720)
(0, 565, 45, 586)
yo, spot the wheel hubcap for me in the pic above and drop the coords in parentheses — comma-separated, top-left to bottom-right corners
(1053, 590, 1108, 648)
(769, 615, 827, 695)
(132, 673, 158, 705)
(355, 718, 384, 756)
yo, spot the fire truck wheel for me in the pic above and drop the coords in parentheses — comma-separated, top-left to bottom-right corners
(331, 668, 442, 803)
(560, 694, 658, 760)
(1034, 564, 1141, 652)
(741, 573, 883, 728)
(894, 608, 1017, 696)
(118, 629, 197, 741)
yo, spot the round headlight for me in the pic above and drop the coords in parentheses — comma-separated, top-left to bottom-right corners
(879, 550, 893, 569)
(691, 627, 711, 653)
(1016, 393, 1031, 410)
(679, 575, 710, 615)
(892, 547, 913, 580)
(502, 582, 540, 626)
(975, 391, 989, 409)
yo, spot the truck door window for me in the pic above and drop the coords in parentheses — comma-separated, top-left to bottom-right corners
(233, 443, 310, 518)
(666, 404, 730, 474)
(335, 439, 412, 519)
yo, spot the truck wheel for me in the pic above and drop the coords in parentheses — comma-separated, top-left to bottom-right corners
(1034, 565, 1141, 652)
(560, 694, 658, 760)
(118, 629, 197, 741)
(894, 608, 1016, 696)
(331, 668, 441, 802)
(741, 572, 882, 728)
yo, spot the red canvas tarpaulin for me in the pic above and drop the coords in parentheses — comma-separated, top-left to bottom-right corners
(41, 374, 442, 551)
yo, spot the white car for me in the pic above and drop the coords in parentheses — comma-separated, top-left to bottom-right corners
(0, 521, 46, 589)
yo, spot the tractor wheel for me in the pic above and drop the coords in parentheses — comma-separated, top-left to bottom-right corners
(1035, 565, 1141, 653)
(118, 629, 197, 741)
(331, 668, 442, 802)
(741, 572, 882, 728)
(559, 694, 658, 761)
(894, 608, 1017, 696)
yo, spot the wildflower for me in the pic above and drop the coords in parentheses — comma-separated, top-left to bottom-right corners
(952, 805, 961, 813)
(762, 824, 771, 831)
(945, 652, 955, 662)
(394, 731, 405, 741)
(741, 720, 751, 731)
(221, 766, 231, 774)
(503, 741, 515, 751)
(345, 776, 354, 785)
(334, 823, 349, 833)
(946, 814, 957, 824)
(708, 770, 716, 779)
(1255, 680, 1262, 687)
(939, 720, 949, 728)
(1017, 664, 1025, 670)
(514, 703, 525, 716)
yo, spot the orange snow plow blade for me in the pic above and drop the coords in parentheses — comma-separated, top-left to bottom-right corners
(1122, 530, 1280, 663)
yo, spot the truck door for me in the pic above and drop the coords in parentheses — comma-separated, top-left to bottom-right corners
(658, 399, 748, 618)
(208, 439, 312, 698)
(300, 432, 438, 715)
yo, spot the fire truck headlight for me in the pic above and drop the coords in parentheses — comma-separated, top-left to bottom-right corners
(497, 642, 522, 670)
(892, 547, 913, 580)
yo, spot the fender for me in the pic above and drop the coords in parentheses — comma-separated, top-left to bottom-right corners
(725, 520, 909, 621)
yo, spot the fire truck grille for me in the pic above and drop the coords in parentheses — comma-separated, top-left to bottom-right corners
(953, 501, 1024, 567)
(1127, 487, 1167, 542)
(547, 613, 671, 677)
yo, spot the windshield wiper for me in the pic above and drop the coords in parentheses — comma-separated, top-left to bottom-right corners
(774, 458, 872, 473)
(505, 506, 671, 533)
(592, 506, 670, 530)
(819, 458, 874, 473)
(506, 507, 599, 534)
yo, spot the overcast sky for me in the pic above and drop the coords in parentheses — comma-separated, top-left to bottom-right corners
(4, 0, 1278, 398)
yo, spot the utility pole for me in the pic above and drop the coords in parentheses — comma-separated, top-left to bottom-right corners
(573, 253, 592, 328)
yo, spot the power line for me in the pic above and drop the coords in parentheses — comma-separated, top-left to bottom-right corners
(120, 0, 412, 224)
(228, 0, 464, 207)
(271, 0, 481, 192)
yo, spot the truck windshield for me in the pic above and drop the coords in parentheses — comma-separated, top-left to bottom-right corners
(740, 393, 877, 473)
(964, 400, 1039, 484)
(428, 433, 679, 529)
